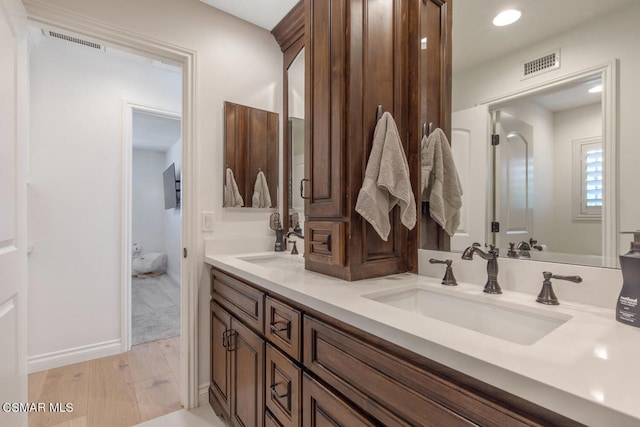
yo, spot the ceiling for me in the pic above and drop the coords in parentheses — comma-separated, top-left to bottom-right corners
(453, 0, 636, 72)
(133, 111, 181, 152)
(198, 0, 636, 71)
(199, 0, 299, 30)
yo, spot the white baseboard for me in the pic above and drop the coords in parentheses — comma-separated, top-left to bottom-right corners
(166, 268, 180, 284)
(28, 339, 121, 373)
(199, 383, 209, 407)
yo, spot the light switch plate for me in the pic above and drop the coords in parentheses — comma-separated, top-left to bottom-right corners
(202, 211, 215, 232)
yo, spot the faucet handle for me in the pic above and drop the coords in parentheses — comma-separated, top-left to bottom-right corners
(428, 258, 457, 286)
(537, 271, 582, 305)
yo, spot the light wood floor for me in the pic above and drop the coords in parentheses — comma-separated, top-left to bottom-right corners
(28, 336, 181, 427)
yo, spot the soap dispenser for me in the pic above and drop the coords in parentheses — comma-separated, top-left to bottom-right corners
(616, 231, 640, 327)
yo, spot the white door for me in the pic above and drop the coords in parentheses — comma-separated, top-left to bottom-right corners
(493, 110, 534, 250)
(0, 0, 28, 425)
(450, 105, 490, 251)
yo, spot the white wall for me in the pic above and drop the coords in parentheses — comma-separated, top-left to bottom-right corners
(133, 149, 167, 254)
(453, 1, 640, 254)
(28, 35, 183, 371)
(548, 103, 602, 255)
(165, 139, 182, 280)
(26, 0, 283, 390)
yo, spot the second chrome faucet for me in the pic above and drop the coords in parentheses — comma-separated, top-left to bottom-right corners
(461, 243, 501, 294)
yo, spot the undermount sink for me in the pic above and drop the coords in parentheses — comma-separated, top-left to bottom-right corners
(364, 286, 571, 345)
(238, 254, 304, 269)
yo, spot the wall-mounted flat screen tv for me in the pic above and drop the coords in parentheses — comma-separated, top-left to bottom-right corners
(163, 163, 180, 209)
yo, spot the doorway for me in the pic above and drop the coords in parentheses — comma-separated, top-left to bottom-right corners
(26, 20, 198, 417)
(129, 108, 182, 347)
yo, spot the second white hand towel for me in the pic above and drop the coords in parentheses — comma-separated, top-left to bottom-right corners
(421, 128, 463, 236)
(252, 170, 272, 208)
(356, 111, 416, 241)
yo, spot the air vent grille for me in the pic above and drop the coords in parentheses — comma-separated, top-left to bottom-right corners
(521, 50, 560, 80)
(48, 30, 102, 50)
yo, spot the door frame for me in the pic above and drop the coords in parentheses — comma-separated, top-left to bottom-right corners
(122, 102, 182, 351)
(25, 1, 200, 408)
(481, 60, 618, 266)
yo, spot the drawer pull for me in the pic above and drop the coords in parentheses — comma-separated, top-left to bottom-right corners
(222, 330, 236, 352)
(311, 234, 332, 251)
(270, 382, 290, 399)
(270, 320, 291, 333)
(300, 178, 310, 200)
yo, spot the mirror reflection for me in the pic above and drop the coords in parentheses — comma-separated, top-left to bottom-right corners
(287, 47, 305, 226)
(223, 101, 279, 209)
(434, 0, 638, 268)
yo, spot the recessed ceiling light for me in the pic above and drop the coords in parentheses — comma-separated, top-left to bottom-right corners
(493, 9, 522, 27)
(588, 84, 603, 94)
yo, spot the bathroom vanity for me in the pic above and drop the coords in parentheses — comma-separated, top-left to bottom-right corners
(206, 252, 640, 427)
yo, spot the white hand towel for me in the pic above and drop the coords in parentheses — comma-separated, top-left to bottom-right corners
(356, 111, 416, 241)
(252, 171, 272, 208)
(421, 128, 463, 236)
(224, 167, 244, 207)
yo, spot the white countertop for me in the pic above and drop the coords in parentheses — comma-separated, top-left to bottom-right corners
(205, 251, 640, 426)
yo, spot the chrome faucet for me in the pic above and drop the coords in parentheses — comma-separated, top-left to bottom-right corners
(461, 243, 501, 294)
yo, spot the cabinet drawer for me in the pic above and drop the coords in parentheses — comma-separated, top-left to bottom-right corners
(212, 269, 265, 334)
(265, 296, 302, 361)
(305, 221, 345, 266)
(266, 344, 301, 427)
(265, 410, 284, 427)
(304, 315, 533, 427)
(302, 373, 375, 427)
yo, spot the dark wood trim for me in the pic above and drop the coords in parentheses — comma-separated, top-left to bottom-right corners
(271, 1, 305, 52)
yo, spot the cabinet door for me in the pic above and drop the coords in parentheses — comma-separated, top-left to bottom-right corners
(302, 374, 375, 427)
(210, 301, 232, 417)
(230, 318, 266, 427)
(305, 0, 346, 219)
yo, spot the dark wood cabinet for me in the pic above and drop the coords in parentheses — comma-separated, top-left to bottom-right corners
(230, 318, 265, 427)
(210, 275, 265, 427)
(302, 373, 375, 427)
(209, 267, 584, 427)
(304, 0, 452, 280)
(266, 343, 302, 427)
(210, 301, 232, 417)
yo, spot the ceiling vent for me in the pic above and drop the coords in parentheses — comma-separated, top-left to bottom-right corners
(44, 29, 103, 51)
(521, 49, 560, 80)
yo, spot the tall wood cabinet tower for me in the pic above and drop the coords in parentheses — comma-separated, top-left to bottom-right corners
(304, 0, 452, 280)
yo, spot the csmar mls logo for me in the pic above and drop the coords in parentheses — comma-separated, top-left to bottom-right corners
(2, 402, 74, 413)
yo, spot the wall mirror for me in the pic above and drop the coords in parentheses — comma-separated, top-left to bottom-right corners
(423, 0, 639, 268)
(223, 101, 279, 209)
(287, 48, 305, 228)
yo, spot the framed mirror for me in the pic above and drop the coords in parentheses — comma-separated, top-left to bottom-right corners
(422, 0, 638, 268)
(287, 48, 305, 229)
(223, 101, 279, 209)
(273, 0, 305, 232)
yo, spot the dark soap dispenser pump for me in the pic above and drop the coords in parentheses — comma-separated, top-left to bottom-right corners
(616, 231, 640, 327)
